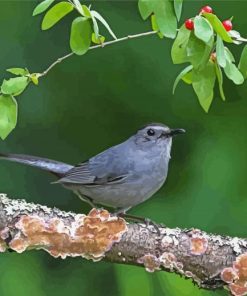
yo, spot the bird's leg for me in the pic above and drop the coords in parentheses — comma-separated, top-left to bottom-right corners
(113, 207, 131, 215)
(116, 209, 161, 236)
(74, 191, 98, 209)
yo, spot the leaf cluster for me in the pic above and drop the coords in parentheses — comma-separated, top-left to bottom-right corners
(171, 12, 247, 112)
(34, 0, 116, 55)
(0, 0, 118, 140)
(139, 0, 183, 39)
(1, 0, 247, 139)
(0, 68, 39, 139)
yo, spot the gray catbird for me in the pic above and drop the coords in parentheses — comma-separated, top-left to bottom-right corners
(0, 123, 185, 214)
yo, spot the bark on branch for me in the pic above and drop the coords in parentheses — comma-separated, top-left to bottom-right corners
(0, 194, 247, 296)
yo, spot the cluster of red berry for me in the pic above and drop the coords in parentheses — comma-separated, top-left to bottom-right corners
(185, 5, 233, 32)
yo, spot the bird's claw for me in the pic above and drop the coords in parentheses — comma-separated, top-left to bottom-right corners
(143, 218, 161, 236)
(117, 213, 162, 236)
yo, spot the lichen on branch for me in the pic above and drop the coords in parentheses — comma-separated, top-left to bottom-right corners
(0, 195, 127, 261)
(1, 194, 247, 295)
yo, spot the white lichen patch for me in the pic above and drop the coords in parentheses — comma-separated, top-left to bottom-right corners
(1, 195, 75, 220)
(230, 237, 246, 255)
(161, 235, 173, 248)
(184, 271, 194, 278)
(159, 252, 177, 270)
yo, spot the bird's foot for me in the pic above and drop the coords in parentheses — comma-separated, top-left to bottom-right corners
(74, 191, 98, 209)
(143, 218, 161, 235)
(117, 213, 161, 236)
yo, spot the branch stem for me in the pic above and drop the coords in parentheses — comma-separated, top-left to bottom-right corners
(40, 30, 157, 77)
(1, 194, 247, 295)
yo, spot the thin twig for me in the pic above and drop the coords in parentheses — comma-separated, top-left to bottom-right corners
(40, 52, 74, 77)
(39, 30, 158, 77)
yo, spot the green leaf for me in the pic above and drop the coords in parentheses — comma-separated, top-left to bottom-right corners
(173, 65, 193, 94)
(30, 74, 39, 85)
(224, 48, 244, 85)
(92, 33, 105, 44)
(33, 0, 55, 16)
(182, 71, 193, 84)
(194, 15, 213, 44)
(153, 0, 177, 39)
(171, 24, 191, 64)
(70, 17, 92, 55)
(216, 35, 226, 68)
(81, 5, 91, 18)
(6, 68, 28, 76)
(174, 0, 183, 21)
(91, 10, 117, 40)
(72, 0, 84, 15)
(91, 14, 99, 39)
(151, 15, 163, 39)
(230, 30, 247, 44)
(203, 13, 233, 43)
(1, 77, 29, 96)
(201, 38, 214, 68)
(229, 30, 243, 44)
(187, 32, 213, 70)
(0, 95, 17, 140)
(42, 2, 74, 30)
(224, 47, 235, 62)
(192, 61, 216, 112)
(138, 0, 154, 20)
(238, 45, 247, 79)
(215, 62, 226, 101)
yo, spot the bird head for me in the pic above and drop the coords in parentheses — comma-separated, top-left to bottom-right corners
(134, 123, 185, 154)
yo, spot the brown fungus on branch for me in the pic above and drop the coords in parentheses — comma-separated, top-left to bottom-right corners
(137, 254, 161, 273)
(190, 235, 208, 256)
(9, 208, 127, 261)
(0, 237, 6, 252)
(221, 253, 247, 296)
(221, 267, 239, 284)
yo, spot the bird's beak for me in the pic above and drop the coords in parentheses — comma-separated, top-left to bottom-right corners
(167, 128, 186, 137)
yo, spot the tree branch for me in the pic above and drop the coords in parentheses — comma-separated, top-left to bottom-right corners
(39, 30, 158, 77)
(1, 194, 247, 296)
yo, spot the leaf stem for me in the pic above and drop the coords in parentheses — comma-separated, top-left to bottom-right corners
(39, 30, 157, 77)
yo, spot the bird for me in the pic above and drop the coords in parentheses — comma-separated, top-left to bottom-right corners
(0, 123, 185, 214)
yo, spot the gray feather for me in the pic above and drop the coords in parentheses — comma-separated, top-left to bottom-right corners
(56, 162, 96, 184)
(57, 160, 128, 185)
(0, 153, 73, 177)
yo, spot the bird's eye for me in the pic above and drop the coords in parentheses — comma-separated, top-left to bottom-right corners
(147, 129, 155, 136)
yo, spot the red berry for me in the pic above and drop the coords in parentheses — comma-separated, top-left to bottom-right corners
(222, 20, 233, 31)
(200, 5, 213, 14)
(185, 19, 194, 30)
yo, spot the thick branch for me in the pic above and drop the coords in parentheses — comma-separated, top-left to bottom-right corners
(1, 194, 247, 295)
(39, 31, 157, 77)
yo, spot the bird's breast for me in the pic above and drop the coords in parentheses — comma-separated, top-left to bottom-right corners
(128, 151, 169, 186)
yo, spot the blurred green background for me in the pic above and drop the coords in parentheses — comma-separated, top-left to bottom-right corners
(0, 0, 247, 295)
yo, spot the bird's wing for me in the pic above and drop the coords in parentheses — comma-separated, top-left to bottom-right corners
(56, 161, 128, 185)
(56, 142, 132, 186)
(56, 161, 96, 184)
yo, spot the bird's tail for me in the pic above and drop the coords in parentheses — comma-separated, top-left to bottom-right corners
(0, 153, 73, 178)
